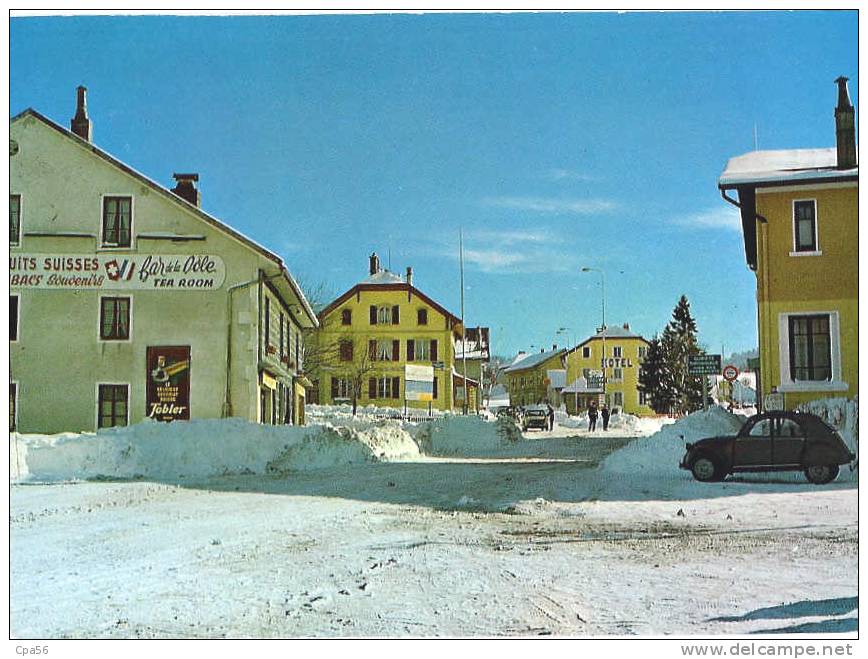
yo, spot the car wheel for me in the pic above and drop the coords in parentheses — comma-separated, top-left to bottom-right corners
(804, 464, 839, 485)
(691, 455, 721, 482)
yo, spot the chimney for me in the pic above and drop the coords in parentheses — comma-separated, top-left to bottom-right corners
(171, 173, 201, 207)
(405, 266, 413, 286)
(623, 323, 630, 330)
(369, 252, 380, 275)
(835, 76, 857, 170)
(70, 86, 92, 142)
(552, 344, 557, 351)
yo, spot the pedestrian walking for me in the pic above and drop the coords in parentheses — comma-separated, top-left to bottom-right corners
(601, 403, 610, 431)
(588, 402, 598, 432)
(546, 403, 555, 431)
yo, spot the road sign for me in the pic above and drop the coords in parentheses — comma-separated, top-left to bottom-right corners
(722, 364, 739, 382)
(688, 354, 721, 376)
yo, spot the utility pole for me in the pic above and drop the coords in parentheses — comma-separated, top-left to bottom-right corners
(460, 229, 468, 415)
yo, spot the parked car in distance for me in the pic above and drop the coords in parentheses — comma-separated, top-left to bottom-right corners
(521, 406, 549, 432)
(680, 411, 856, 484)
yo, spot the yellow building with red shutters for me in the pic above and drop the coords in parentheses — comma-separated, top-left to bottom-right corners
(563, 324, 654, 416)
(718, 77, 857, 411)
(310, 254, 478, 412)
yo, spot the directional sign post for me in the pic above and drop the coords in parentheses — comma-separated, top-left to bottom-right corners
(688, 354, 721, 411)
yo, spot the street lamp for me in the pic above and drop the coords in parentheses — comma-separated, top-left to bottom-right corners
(581, 267, 607, 405)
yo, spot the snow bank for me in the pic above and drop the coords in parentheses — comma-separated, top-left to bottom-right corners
(600, 406, 744, 481)
(416, 415, 520, 456)
(11, 418, 421, 483)
(556, 410, 669, 435)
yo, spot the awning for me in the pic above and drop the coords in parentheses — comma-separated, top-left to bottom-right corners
(296, 374, 314, 389)
(261, 371, 278, 390)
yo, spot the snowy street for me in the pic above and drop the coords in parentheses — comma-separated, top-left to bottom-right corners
(10, 419, 857, 638)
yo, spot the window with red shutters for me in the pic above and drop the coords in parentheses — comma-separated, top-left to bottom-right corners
(369, 305, 377, 324)
(433, 376, 438, 399)
(392, 340, 400, 361)
(392, 305, 400, 324)
(392, 376, 400, 399)
(342, 309, 352, 325)
(407, 339, 415, 361)
(430, 339, 438, 361)
(369, 339, 377, 360)
(331, 378, 339, 399)
(339, 340, 353, 361)
(368, 378, 376, 398)
(417, 308, 428, 325)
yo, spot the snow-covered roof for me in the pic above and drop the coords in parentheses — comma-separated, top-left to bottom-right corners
(361, 269, 405, 285)
(719, 148, 858, 188)
(571, 326, 646, 351)
(503, 347, 565, 374)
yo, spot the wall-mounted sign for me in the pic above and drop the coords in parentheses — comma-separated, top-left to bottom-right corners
(146, 346, 191, 422)
(405, 364, 435, 401)
(10, 254, 226, 290)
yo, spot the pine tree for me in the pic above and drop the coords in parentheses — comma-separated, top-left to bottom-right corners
(663, 295, 706, 414)
(638, 335, 677, 414)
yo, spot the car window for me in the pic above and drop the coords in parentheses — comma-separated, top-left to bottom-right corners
(747, 418, 773, 437)
(778, 419, 803, 438)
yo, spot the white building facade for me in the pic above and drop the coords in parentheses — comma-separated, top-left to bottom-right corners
(10, 89, 318, 433)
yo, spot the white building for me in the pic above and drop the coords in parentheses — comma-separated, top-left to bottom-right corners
(10, 88, 318, 433)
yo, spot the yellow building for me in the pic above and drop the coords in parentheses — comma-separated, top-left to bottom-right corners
(564, 324, 653, 416)
(310, 254, 477, 412)
(504, 347, 566, 407)
(718, 77, 857, 411)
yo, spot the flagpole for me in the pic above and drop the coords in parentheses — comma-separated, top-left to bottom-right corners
(460, 229, 468, 415)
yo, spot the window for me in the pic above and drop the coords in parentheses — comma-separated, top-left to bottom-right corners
(788, 315, 831, 381)
(748, 418, 773, 437)
(339, 340, 353, 362)
(264, 298, 270, 347)
(101, 196, 132, 247)
(414, 339, 431, 361)
(98, 384, 129, 428)
(375, 339, 397, 361)
(279, 313, 285, 359)
(638, 346, 647, 359)
(613, 346, 622, 358)
(342, 309, 352, 325)
(433, 376, 438, 400)
(613, 392, 623, 408)
(369, 376, 400, 399)
(793, 200, 817, 253)
(100, 297, 131, 340)
(639, 390, 647, 406)
(612, 368, 623, 381)
(374, 305, 399, 325)
(10, 195, 20, 246)
(10, 296, 19, 342)
(330, 377, 352, 400)
(778, 419, 803, 438)
(417, 308, 428, 325)
(582, 346, 591, 358)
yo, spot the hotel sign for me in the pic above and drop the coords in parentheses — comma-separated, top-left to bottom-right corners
(9, 254, 226, 290)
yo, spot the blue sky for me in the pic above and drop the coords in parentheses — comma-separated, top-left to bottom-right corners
(10, 11, 857, 357)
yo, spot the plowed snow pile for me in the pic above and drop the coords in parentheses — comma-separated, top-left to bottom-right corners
(10, 418, 420, 483)
(415, 415, 521, 456)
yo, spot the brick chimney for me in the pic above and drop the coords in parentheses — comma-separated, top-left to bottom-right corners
(70, 86, 92, 142)
(405, 266, 413, 286)
(369, 252, 381, 275)
(171, 173, 201, 207)
(623, 323, 630, 330)
(835, 76, 856, 169)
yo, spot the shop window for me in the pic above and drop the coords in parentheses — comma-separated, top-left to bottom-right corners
(341, 309, 352, 325)
(10, 194, 21, 246)
(100, 297, 131, 340)
(417, 308, 428, 325)
(98, 384, 129, 428)
(793, 200, 818, 252)
(101, 196, 132, 247)
(10, 295, 19, 341)
(788, 314, 831, 381)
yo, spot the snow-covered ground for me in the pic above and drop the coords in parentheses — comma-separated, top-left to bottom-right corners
(9, 402, 858, 638)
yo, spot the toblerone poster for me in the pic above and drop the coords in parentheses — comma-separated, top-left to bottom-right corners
(146, 346, 191, 422)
